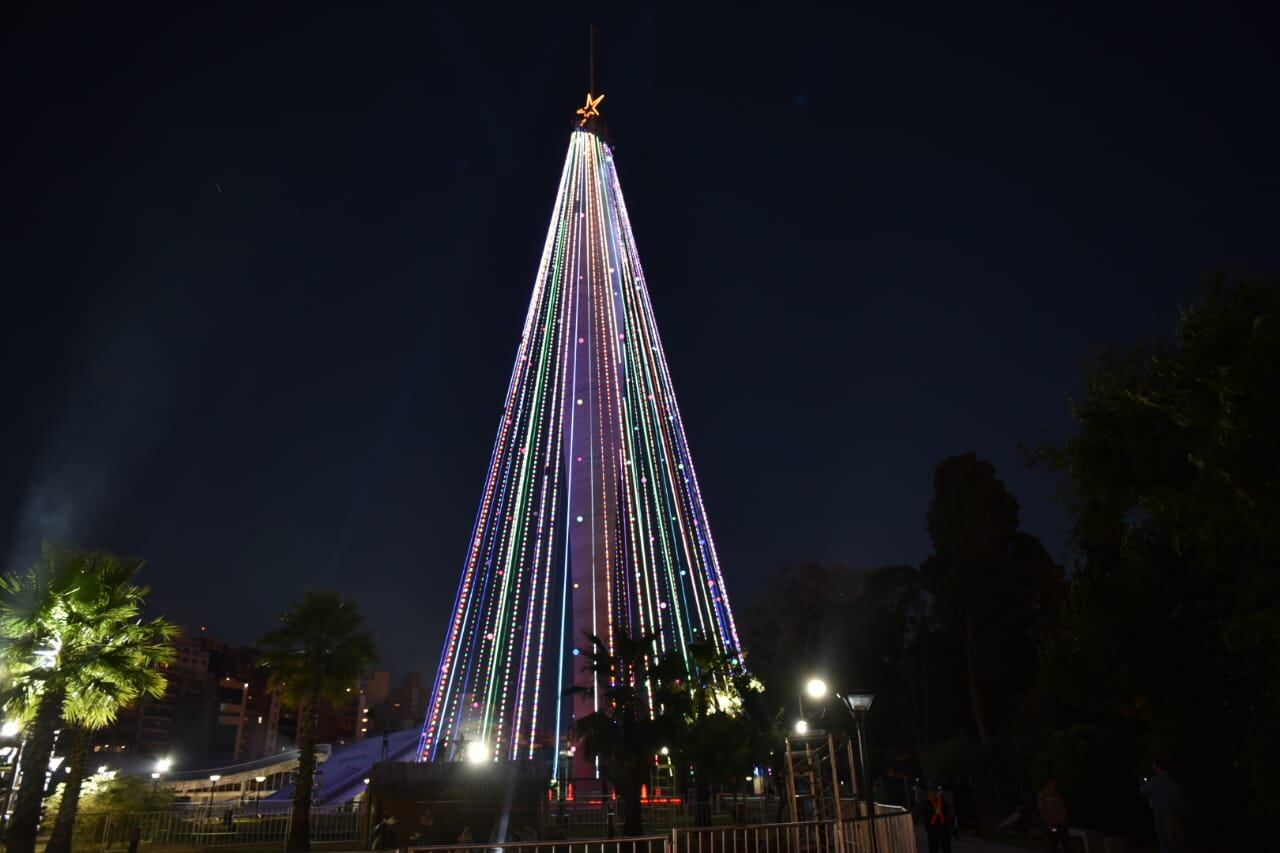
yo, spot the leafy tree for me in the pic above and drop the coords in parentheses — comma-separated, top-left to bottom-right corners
(743, 467, 1060, 809)
(923, 453, 1064, 748)
(743, 563, 932, 776)
(44, 772, 172, 844)
(1034, 275, 1279, 841)
(666, 643, 766, 821)
(259, 590, 378, 852)
(742, 563, 860, 688)
(0, 546, 176, 853)
(846, 565, 930, 763)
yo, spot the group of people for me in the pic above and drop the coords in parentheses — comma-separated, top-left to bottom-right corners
(994, 760, 1186, 853)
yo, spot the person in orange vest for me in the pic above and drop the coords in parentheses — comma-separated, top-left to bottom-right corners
(1038, 778, 1069, 852)
(925, 785, 954, 853)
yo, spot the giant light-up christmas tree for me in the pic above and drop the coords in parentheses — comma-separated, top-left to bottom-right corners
(419, 92, 742, 780)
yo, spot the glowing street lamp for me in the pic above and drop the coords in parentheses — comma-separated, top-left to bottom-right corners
(2, 720, 24, 819)
(207, 774, 221, 811)
(840, 691, 875, 714)
(797, 676, 830, 733)
(254, 775, 266, 816)
(794, 719, 809, 735)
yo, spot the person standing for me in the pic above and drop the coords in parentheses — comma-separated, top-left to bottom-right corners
(939, 780, 959, 838)
(1037, 778, 1069, 852)
(925, 786, 954, 853)
(1141, 760, 1186, 853)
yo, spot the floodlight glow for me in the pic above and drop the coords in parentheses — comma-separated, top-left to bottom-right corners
(805, 678, 828, 699)
(465, 741, 490, 764)
(0, 721, 20, 738)
(794, 720, 809, 735)
(154, 757, 172, 773)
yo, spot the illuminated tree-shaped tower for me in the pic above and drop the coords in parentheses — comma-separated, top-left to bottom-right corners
(420, 94, 742, 779)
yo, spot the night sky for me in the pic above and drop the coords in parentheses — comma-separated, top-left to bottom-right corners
(4, 2, 1278, 677)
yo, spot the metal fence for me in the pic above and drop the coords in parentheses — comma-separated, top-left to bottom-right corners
(67, 806, 913, 853)
(837, 811, 916, 853)
(671, 812, 915, 853)
(410, 836, 672, 853)
(673, 820, 839, 853)
(70, 804, 364, 850)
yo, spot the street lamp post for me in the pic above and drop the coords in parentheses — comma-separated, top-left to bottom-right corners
(832, 691, 877, 853)
(254, 776, 266, 817)
(207, 774, 221, 816)
(151, 757, 171, 795)
(837, 692, 876, 813)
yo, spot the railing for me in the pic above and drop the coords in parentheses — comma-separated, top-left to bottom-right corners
(410, 835, 672, 853)
(671, 812, 915, 853)
(673, 820, 839, 853)
(71, 804, 364, 850)
(837, 809, 916, 853)
(67, 805, 913, 853)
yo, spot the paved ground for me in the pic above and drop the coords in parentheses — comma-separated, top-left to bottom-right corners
(916, 834, 1036, 853)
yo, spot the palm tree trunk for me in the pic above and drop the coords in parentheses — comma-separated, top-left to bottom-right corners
(5, 685, 65, 853)
(287, 697, 318, 852)
(964, 607, 989, 746)
(621, 770, 644, 836)
(694, 773, 712, 827)
(915, 630, 930, 752)
(45, 728, 91, 853)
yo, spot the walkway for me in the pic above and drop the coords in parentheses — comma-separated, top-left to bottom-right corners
(917, 834, 1033, 853)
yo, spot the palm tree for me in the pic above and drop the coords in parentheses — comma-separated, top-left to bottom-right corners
(0, 545, 176, 853)
(45, 616, 176, 853)
(569, 634, 682, 836)
(258, 591, 377, 852)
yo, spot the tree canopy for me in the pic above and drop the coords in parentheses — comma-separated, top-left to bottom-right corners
(1034, 275, 1279, 839)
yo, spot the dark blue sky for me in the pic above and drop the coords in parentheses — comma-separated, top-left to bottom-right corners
(3, 2, 1277, 676)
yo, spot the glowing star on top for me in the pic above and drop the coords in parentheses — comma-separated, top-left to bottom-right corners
(575, 92, 604, 125)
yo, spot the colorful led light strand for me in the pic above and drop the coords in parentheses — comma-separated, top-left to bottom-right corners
(419, 123, 742, 776)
